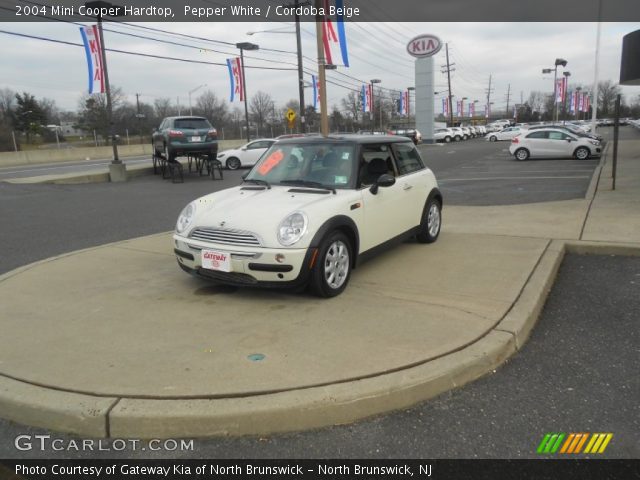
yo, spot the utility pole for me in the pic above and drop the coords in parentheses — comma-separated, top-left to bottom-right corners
(315, 0, 329, 136)
(441, 43, 455, 127)
(485, 74, 493, 121)
(505, 83, 511, 118)
(294, 0, 306, 132)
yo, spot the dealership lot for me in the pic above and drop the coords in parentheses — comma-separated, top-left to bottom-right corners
(420, 137, 600, 206)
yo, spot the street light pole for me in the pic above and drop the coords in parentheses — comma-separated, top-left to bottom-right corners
(407, 87, 415, 127)
(236, 42, 259, 141)
(188, 84, 207, 116)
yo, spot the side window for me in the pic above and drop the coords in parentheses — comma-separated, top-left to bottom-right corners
(159, 120, 167, 130)
(358, 144, 394, 187)
(527, 131, 549, 139)
(548, 132, 565, 140)
(391, 142, 425, 176)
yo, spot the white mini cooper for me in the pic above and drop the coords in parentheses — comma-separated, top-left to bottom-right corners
(173, 135, 443, 297)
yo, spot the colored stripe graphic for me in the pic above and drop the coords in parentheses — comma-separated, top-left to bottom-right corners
(539, 433, 613, 454)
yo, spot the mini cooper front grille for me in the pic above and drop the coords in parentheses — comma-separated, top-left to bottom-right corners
(189, 227, 262, 247)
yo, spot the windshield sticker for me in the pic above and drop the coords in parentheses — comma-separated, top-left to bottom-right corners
(257, 150, 284, 176)
(341, 152, 350, 160)
(334, 175, 348, 184)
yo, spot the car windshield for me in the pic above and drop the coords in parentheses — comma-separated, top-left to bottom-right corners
(173, 118, 211, 130)
(246, 142, 356, 189)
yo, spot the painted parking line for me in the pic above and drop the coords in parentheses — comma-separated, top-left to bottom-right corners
(0, 158, 151, 175)
(439, 176, 591, 181)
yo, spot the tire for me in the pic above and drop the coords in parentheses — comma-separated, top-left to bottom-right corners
(455, 135, 461, 142)
(416, 197, 442, 244)
(574, 147, 590, 160)
(226, 157, 241, 170)
(489, 135, 497, 142)
(444, 136, 452, 143)
(514, 148, 530, 161)
(309, 231, 352, 298)
(164, 144, 176, 162)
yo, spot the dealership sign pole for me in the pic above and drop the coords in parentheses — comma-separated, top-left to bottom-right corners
(407, 34, 442, 144)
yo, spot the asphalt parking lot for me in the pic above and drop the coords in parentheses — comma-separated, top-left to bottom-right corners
(419, 133, 605, 206)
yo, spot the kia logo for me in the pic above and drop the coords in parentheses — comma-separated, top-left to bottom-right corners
(406, 34, 442, 58)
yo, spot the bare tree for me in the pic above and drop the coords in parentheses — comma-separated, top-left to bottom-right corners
(527, 91, 546, 117)
(597, 80, 621, 117)
(249, 91, 275, 133)
(340, 91, 362, 123)
(0, 87, 15, 119)
(195, 90, 228, 126)
(153, 97, 174, 119)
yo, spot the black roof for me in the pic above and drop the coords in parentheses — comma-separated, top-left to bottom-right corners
(275, 134, 413, 145)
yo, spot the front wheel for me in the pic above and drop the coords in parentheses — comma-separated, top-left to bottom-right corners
(417, 197, 441, 244)
(444, 136, 452, 143)
(226, 157, 241, 170)
(489, 135, 497, 142)
(309, 231, 352, 298)
(575, 147, 590, 160)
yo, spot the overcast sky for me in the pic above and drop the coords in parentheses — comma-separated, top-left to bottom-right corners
(1, 21, 639, 117)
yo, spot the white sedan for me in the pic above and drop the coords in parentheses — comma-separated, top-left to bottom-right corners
(216, 139, 276, 170)
(174, 135, 443, 297)
(509, 128, 602, 160)
(486, 126, 527, 142)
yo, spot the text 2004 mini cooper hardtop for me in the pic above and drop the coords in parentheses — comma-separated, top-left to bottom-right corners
(173, 135, 443, 297)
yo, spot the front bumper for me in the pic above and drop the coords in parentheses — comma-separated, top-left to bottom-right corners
(173, 235, 315, 289)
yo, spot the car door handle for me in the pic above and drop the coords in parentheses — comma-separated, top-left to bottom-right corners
(403, 184, 413, 191)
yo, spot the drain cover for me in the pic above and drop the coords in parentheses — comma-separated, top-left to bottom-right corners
(247, 353, 266, 362)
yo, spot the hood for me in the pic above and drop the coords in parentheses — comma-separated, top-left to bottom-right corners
(188, 186, 354, 248)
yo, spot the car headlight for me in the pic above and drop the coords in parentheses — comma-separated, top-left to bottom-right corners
(588, 140, 600, 146)
(277, 211, 308, 246)
(176, 201, 197, 234)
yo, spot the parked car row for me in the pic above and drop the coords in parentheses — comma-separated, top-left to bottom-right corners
(629, 118, 640, 129)
(434, 125, 487, 143)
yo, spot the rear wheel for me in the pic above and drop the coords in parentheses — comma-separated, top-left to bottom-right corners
(164, 144, 176, 162)
(515, 148, 530, 161)
(226, 157, 241, 170)
(309, 231, 352, 298)
(489, 135, 497, 142)
(575, 147, 590, 160)
(444, 136, 452, 143)
(417, 197, 442, 244)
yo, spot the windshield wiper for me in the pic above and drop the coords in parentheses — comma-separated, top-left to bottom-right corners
(242, 178, 271, 189)
(280, 179, 336, 194)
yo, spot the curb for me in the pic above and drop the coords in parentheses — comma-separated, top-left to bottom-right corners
(4, 165, 154, 185)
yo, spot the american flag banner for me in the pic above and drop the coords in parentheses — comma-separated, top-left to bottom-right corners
(584, 94, 590, 113)
(442, 98, 449, 116)
(362, 84, 372, 113)
(79, 25, 105, 94)
(485, 103, 490, 119)
(556, 77, 567, 104)
(569, 91, 575, 113)
(578, 92, 585, 112)
(456, 99, 464, 117)
(468, 102, 475, 118)
(312, 74, 320, 110)
(322, 0, 349, 67)
(398, 90, 409, 116)
(226, 57, 244, 102)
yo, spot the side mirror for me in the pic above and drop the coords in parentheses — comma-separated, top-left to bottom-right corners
(567, 138, 573, 142)
(369, 174, 395, 195)
(241, 147, 247, 151)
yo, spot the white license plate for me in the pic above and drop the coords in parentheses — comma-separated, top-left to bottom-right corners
(191, 136, 202, 142)
(201, 249, 231, 272)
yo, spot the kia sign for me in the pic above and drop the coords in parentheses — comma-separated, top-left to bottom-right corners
(406, 34, 442, 58)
